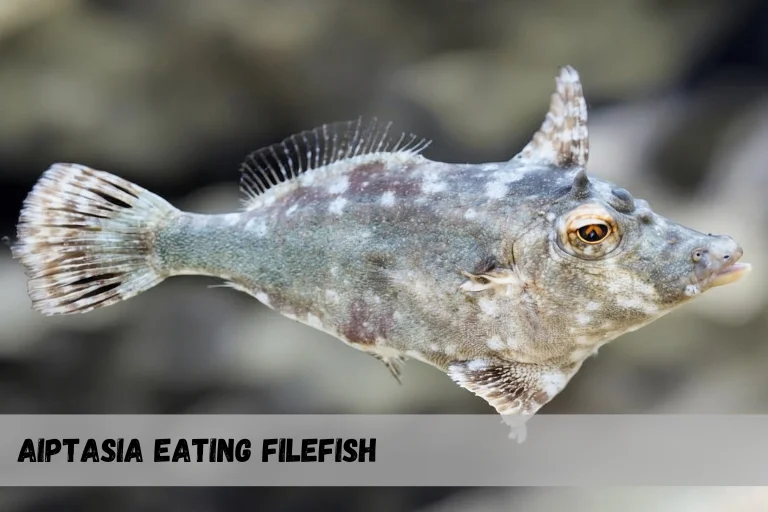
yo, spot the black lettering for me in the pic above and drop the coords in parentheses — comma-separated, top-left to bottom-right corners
(235, 439, 251, 462)
(262, 439, 278, 462)
(285, 439, 300, 462)
(216, 438, 233, 462)
(125, 439, 143, 462)
(358, 438, 376, 462)
(37, 439, 44, 461)
(62, 439, 80, 462)
(17, 439, 35, 462)
(342, 439, 357, 462)
(44, 439, 61, 462)
(101, 439, 116, 462)
(301, 439, 317, 462)
(154, 439, 170, 462)
(318, 439, 334, 462)
(172, 439, 190, 462)
(191, 439, 208, 462)
(335, 438, 343, 462)
(81, 439, 99, 462)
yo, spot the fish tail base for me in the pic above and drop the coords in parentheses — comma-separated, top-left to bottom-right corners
(12, 163, 178, 315)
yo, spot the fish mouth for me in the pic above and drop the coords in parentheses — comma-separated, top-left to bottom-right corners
(708, 262, 752, 288)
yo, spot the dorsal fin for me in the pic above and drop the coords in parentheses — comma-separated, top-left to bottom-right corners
(516, 65, 589, 168)
(239, 117, 431, 204)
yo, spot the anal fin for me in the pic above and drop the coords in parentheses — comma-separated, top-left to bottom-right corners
(448, 360, 577, 416)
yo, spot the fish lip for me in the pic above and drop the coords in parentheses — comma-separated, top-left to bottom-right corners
(706, 261, 752, 289)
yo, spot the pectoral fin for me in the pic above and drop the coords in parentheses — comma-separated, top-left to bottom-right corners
(448, 360, 577, 416)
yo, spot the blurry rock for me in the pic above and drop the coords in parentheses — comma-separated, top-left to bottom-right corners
(390, 0, 736, 153)
(0, 0, 76, 43)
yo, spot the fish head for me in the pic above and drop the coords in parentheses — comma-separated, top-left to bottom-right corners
(513, 167, 751, 343)
(503, 65, 750, 345)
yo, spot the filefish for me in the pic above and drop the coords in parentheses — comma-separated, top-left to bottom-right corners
(11, 66, 751, 417)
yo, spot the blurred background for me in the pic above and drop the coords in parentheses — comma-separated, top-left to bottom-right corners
(0, 0, 767, 510)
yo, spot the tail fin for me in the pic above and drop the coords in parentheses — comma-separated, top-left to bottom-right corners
(11, 163, 179, 315)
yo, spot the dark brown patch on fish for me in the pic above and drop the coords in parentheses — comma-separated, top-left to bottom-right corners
(342, 298, 393, 346)
(532, 389, 549, 405)
(347, 161, 387, 193)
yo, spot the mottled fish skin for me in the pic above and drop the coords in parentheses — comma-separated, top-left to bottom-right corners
(12, 66, 751, 418)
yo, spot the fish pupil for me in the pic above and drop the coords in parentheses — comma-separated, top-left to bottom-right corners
(578, 224, 608, 243)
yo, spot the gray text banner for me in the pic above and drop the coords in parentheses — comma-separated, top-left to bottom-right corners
(2, 414, 767, 486)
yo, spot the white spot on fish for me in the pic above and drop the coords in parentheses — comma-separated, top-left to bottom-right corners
(429, 343, 439, 351)
(467, 359, 487, 371)
(307, 313, 324, 329)
(325, 290, 340, 304)
(546, 212, 556, 222)
(486, 336, 505, 351)
(684, 284, 700, 297)
(571, 347, 594, 361)
(485, 171, 523, 199)
(617, 296, 649, 311)
(223, 213, 241, 225)
(485, 181, 508, 199)
(464, 208, 477, 220)
(327, 176, 349, 194)
(329, 197, 347, 215)
(374, 295, 381, 304)
(478, 298, 498, 317)
(540, 371, 567, 398)
(255, 292, 270, 306)
(575, 313, 591, 325)
(380, 191, 395, 207)
(444, 344, 457, 356)
(286, 204, 299, 217)
(586, 301, 600, 311)
(246, 217, 269, 237)
(300, 173, 316, 186)
(421, 172, 446, 194)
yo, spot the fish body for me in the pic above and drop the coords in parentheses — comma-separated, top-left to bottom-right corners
(12, 67, 751, 417)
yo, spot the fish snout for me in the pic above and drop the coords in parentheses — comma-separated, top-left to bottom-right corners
(692, 235, 750, 289)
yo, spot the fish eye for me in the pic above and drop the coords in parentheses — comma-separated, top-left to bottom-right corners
(556, 203, 622, 260)
(576, 223, 610, 244)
